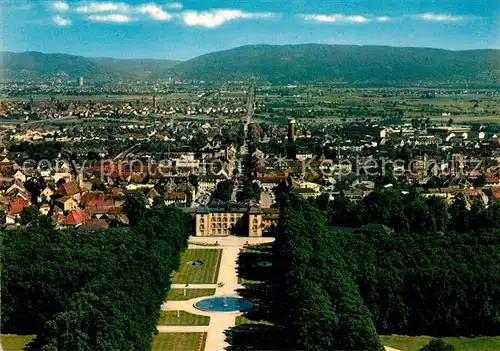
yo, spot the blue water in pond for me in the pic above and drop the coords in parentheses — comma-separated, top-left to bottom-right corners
(194, 297, 253, 312)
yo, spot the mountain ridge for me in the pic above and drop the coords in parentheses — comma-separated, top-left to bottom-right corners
(1, 44, 499, 84)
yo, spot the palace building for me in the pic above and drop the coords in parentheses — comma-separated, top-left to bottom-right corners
(194, 199, 277, 237)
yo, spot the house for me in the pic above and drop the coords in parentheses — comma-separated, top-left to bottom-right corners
(13, 170, 26, 183)
(5, 213, 16, 225)
(54, 197, 79, 212)
(39, 185, 55, 202)
(165, 192, 187, 206)
(5, 180, 31, 201)
(485, 176, 500, 187)
(291, 187, 319, 200)
(40, 203, 51, 216)
(59, 209, 91, 227)
(343, 189, 365, 202)
(7, 198, 30, 216)
(52, 181, 84, 203)
(198, 175, 226, 194)
(257, 174, 289, 192)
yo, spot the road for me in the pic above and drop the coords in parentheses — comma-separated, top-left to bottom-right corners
(242, 84, 255, 151)
(160, 237, 275, 351)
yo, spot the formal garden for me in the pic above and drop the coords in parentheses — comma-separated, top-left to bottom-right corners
(172, 249, 222, 284)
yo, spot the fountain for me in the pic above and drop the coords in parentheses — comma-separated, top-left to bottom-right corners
(194, 297, 253, 312)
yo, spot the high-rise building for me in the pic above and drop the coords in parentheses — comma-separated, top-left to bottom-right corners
(288, 118, 296, 142)
(153, 95, 157, 109)
(79, 76, 84, 87)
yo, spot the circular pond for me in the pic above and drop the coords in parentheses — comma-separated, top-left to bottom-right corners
(194, 297, 253, 312)
(186, 260, 204, 267)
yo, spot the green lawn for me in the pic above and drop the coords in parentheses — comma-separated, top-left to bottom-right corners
(380, 335, 500, 351)
(152, 332, 206, 351)
(235, 316, 274, 326)
(166, 288, 216, 301)
(158, 311, 210, 326)
(172, 249, 222, 284)
(0, 334, 36, 351)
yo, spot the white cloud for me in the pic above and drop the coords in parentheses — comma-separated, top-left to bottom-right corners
(301, 13, 392, 23)
(413, 13, 466, 22)
(181, 9, 274, 28)
(76, 1, 131, 13)
(137, 3, 172, 21)
(302, 14, 369, 23)
(52, 15, 72, 26)
(165, 2, 183, 10)
(88, 14, 134, 22)
(51, 1, 70, 11)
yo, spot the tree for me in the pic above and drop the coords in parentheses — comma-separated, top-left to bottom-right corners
(473, 174, 486, 188)
(0, 210, 6, 224)
(236, 179, 261, 202)
(91, 181, 107, 192)
(188, 174, 199, 189)
(214, 180, 234, 202)
(123, 193, 147, 225)
(315, 193, 330, 211)
(449, 194, 470, 231)
(420, 339, 456, 351)
(19, 205, 46, 226)
(1, 205, 191, 350)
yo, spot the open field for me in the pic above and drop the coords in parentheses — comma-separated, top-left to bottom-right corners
(428, 115, 500, 123)
(152, 332, 206, 351)
(172, 249, 222, 284)
(0, 334, 36, 351)
(158, 311, 210, 326)
(166, 288, 216, 301)
(379, 335, 500, 351)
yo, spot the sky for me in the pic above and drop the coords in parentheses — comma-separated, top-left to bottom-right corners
(1, 0, 499, 60)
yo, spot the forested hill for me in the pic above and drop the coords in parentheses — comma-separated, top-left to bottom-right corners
(172, 44, 500, 84)
(0, 51, 179, 80)
(1, 45, 499, 84)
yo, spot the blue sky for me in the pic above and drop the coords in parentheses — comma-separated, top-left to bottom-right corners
(1, 0, 499, 60)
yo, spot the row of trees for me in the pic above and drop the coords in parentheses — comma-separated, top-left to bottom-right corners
(1, 204, 190, 350)
(271, 194, 499, 349)
(327, 189, 500, 232)
(272, 196, 383, 350)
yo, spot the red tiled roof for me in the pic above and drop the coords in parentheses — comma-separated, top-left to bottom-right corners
(492, 187, 500, 199)
(59, 209, 90, 226)
(86, 205, 124, 215)
(166, 192, 186, 200)
(82, 191, 106, 203)
(258, 176, 286, 183)
(55, 182, 81, 197)
(8, 198, 30, 214)
(85, 199, 114, 208)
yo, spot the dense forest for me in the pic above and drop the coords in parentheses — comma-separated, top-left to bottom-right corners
(1, 204, 190, 350)
(271, 193, 500, 350)
(325, 188, 500, 232)
(273, 197, 383, 350)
